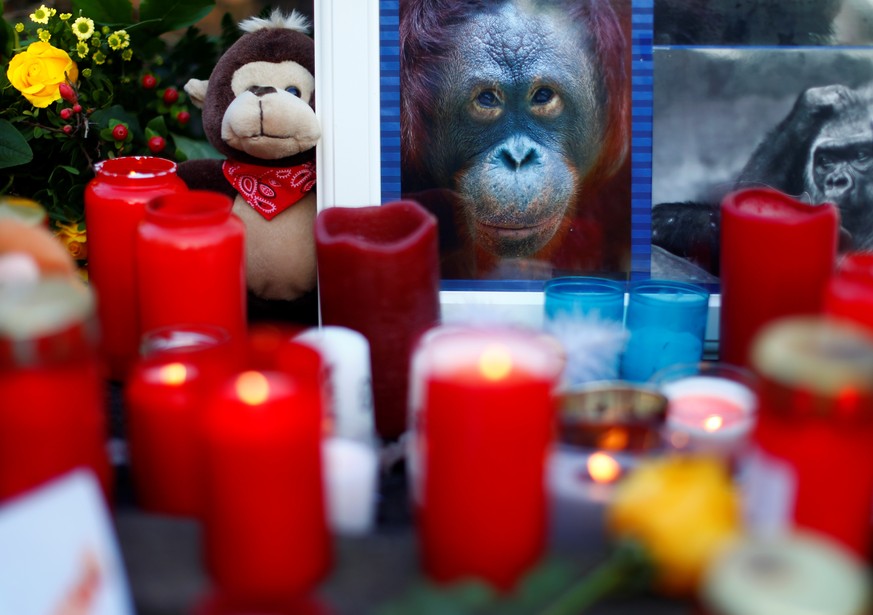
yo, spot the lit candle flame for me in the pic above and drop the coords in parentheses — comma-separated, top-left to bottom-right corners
(478, 344, 512, 381)
(598, 427, 629, 451)
(159, 362, 188, 386)
(236, 371, 270, 405)
(587, 452, 622, 484)
(703, 415, 723, 432)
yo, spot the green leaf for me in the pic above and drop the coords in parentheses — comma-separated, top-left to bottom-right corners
(171, 132, 222, 160)
(139, 0, 215, 34)
(71, 0, 134, 25)
(0, 119, 33, 169)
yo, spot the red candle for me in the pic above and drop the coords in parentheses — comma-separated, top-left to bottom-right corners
(125, 360, 208, 517)
(85, 156, 188, 380)
(719, 188, 838, 366)
(200, 370, 331, 605)
(315, 201, 441, 440)
(136, 190, 246, 346)
(0, 280, 111, 502)
(140, 323, 241, 380)
(824, 251, 873, 330)
(747, 317, 873, 559)
(411, 326, 563, 590)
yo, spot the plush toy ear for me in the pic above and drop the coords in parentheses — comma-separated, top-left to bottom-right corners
(184, 78, 209, 109)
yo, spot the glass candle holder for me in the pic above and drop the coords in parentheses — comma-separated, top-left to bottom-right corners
(651, 361, 758, 460)
(84, 156, 188, 381)
(135, 190, 246, 349)
(543, 276, 626, 323)
(620, 279, 710, 382)
(408, 325, 564, 591)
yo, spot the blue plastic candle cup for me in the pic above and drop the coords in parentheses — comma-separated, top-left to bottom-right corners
(619, 279, 710, 382)
(544, 277, 626, 324)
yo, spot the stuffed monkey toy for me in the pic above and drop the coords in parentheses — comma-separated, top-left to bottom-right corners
(178, 10, 319, 322)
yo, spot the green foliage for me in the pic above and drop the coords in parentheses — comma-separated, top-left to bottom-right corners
(1, 0, 227, 226)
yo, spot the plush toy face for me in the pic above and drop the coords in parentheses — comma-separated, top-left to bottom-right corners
(185, 14, 320, 166)
(222, 60, 319, 159)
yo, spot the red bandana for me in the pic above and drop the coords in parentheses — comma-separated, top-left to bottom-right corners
(223, 160, 316, 221)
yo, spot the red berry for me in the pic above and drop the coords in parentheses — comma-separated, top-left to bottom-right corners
(58, 83, 76, 103)
(176, 110, 191, 126)
(60, 108, 73, 120)
(112, 124, 128, 141)
(62, 125, 73, 135)
(141, 74, 157, 89)
(72, 104, 82, 114)
(148, 135, 166, 153)
(162, 87, 179, 105)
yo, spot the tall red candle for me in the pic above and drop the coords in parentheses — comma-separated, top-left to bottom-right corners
(0, 280, 111, 502)
(824, 251, 873, 330)
(719, 188, 838, 366)
(200, 370, 331, 605)
(747, 317, 873, 559)
(136, 190, 246, 345)
(315, 201, 440, 440)
(85, 156, 188, 380)
(411, 326, 563, 590)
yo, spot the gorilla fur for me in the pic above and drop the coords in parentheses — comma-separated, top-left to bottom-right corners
(178, 10, 319, 322)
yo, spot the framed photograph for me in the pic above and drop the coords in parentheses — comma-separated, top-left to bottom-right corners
(315, 0, 653, 329)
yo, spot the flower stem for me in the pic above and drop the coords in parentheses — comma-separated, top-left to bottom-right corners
(537, 542, 651, 615)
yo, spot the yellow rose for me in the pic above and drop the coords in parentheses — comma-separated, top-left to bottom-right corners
(54, 221, 87, 261)
(6, 42, 78, 108)
(606, 456, 741, 597)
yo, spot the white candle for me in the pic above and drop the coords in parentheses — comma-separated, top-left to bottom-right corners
(661, 375, 756, 456)
(322, 437, 379, 536)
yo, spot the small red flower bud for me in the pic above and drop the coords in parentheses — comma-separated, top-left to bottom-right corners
(141, 74, 157, 89)
(58, 83, 76, 103)
(63, 125, 73, 135)
(148, 136, 167, 153)
(60, 108, 73, 120)
(112, 124, 128, 141)
(162, 87, 179, 105)
(72, 104, 82, 114)
(176, 110, 191, 126)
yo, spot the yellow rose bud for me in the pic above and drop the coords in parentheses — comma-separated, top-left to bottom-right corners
(6, 42, 78, 108)
(54, 222, 88, 261)
(605, 456, 741, 597)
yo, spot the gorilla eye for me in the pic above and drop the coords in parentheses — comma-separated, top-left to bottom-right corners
(532, 87, 554, 104)
(285, 86, 301, 97)
(476, 90, 500, 108)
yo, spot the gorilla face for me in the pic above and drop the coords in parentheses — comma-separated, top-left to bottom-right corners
(808, 99, 873, 246)
(425, 1, 605, 258)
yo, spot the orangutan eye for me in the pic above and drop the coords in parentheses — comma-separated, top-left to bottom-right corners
(285, 86, 301, 97)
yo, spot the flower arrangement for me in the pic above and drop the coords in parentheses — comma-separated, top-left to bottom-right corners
(0, 0, 234, 256)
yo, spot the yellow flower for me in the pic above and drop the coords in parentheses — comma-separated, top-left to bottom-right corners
(54, 222, 88, 261)
(37, 28, 51, 42)
(75, 42, 88, 59)
(92, 51, 106, 65)
(14, 23, 24, 33)
(59, 13, 72, 21)
(81, 68, 91, 78)
(606, 456, 741, 597)
(71, 17, 94, 41)
(121, 49, 133, 61)
(29, 5, 51, 24)
(6, 42, 79, 108)
(107, 30, 130, 51)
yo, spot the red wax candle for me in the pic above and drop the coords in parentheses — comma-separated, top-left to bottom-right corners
(719, 188, 838, 367)
(85, 156, 188, 380)
(200, 370, 331, 605)
(315, 201, 441, 440)
(824, 251, 873, 331)
(125, 360, 209, 517)
(140, 323, 242, 380)
(411, 326, 563, 590)
(747, 317, 873, 559)
(136, 190, 246, 346)
(0, 280, 111, 502)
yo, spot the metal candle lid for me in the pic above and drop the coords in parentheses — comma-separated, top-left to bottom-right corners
(0, 278, 97, 367)
(750, 316, 873, 417)
(702, 533, 871, 615)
